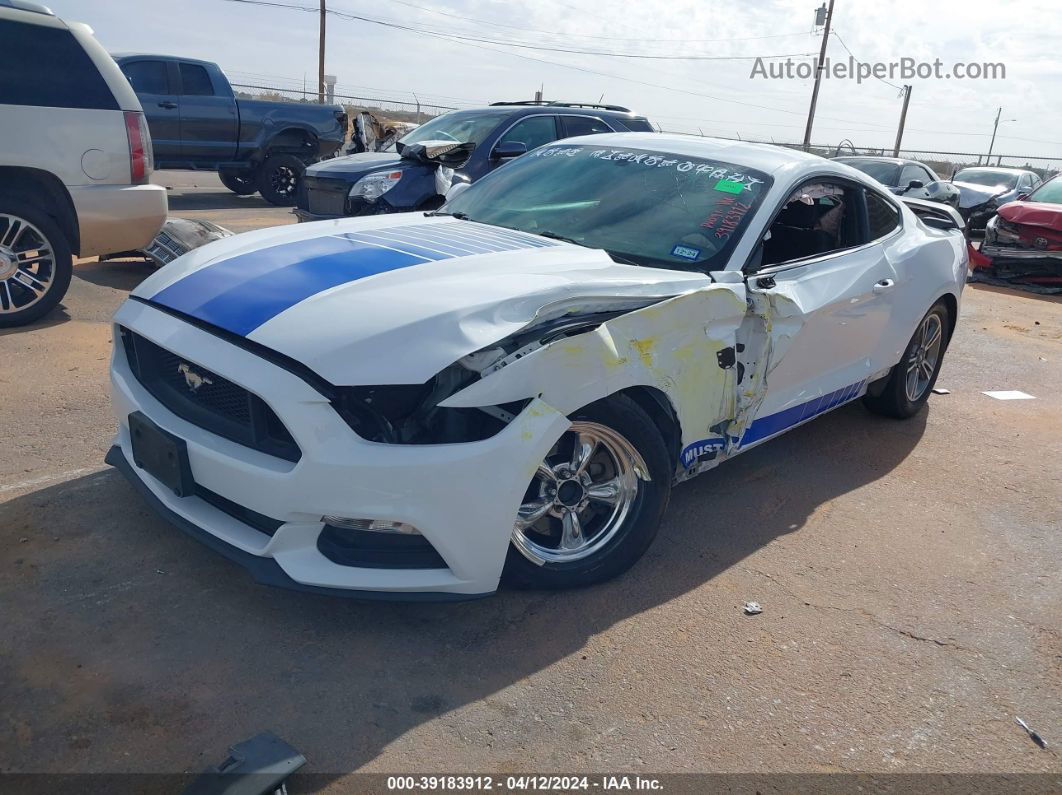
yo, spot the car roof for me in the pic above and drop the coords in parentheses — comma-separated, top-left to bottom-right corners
(835, 156, 910, 166)
(468, 103, 648, 120)
(0, 0, 53, 14)
(956, 165, 1034, 174)
(111, 53, 215, 67)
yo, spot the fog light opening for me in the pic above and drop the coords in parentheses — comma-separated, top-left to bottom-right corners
(322, 516, 421, 535)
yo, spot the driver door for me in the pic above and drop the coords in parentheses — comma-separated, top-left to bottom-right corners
(734, 179, 901, 449)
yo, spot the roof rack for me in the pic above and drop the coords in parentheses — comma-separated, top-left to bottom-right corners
(489, 100, 632, 113)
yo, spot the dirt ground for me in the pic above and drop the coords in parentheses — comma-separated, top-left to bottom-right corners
(1, 173, 1060, 782)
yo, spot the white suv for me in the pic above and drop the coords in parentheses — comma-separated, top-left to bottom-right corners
(0, 0, 168, 327)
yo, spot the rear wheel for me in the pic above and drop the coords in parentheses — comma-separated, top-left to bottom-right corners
(864, 301, 950, 419)
(0, 197, 73, 328)
(218, 170, 258, 196)
(503, 395, 672, 589)
(256, 154, 305, 206)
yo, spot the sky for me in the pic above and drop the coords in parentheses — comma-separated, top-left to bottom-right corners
(54, 0, 1062, 165)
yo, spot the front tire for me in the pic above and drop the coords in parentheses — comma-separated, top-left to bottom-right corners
(864, 301, 950, 419)
(503, 395, 672, 590)
(218, 169, 258, 196)
(256, 154, 305, 206)
(0, 197, 73, 328)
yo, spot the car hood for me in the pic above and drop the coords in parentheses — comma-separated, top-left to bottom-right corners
(953, 181, 1010, 209)
(306, 152, 409, 180)
(133, 216, 710, 385)
(996, 201, 1062, 231)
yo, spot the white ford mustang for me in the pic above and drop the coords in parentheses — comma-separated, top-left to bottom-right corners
(108, 133, 967, 599)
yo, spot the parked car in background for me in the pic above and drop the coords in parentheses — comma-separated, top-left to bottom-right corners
(0, 0, 167, 328)
(833, 156, 959, 207)
(951, 166, 1042, 233)
(109, 134, 966, 598)
(114, 54, 347, 205)
(981, 174, 1062, 285)
(295, 101, 655, 221)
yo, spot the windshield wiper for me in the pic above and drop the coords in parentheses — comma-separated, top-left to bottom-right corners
(606, 250, 642, 266)
(424, 210, 469, 219)
(538, 230, 584, 246)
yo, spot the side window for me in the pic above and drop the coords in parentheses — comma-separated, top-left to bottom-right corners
(561, 115, 613, 137)
(899, 165, 926, 186)
(0, 19, 118, 110)
(179, 63, 215, 96)
(498, 116, 558, 151)
(761, 182, 862, 268)
(120, 60, 170, 94)
(619, 117, 654, 132)
(866, 191, 901, 240)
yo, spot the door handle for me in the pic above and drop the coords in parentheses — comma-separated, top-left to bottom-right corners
(157, 101, 177, 109)
(872, 278, 895, 294)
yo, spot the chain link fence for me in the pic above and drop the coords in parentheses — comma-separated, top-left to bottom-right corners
(230, 82, 456, 126)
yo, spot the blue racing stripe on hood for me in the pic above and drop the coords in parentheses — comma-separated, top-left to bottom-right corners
(149, 222, 559, 337)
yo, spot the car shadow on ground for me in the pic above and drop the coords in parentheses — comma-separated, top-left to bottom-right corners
(73, 258, 154, 292)
(165, 190, 282, 213)
(0, 307, 70, 337)
(0, 402, 926, 777)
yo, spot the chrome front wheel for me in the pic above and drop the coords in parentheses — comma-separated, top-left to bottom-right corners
(0, 202, 72, 328)
(513, 421, 649, 565)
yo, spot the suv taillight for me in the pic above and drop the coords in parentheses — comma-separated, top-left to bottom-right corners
(124, 111, 153, 183)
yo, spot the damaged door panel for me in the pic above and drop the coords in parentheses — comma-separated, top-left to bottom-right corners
(440, 284, 749, 478)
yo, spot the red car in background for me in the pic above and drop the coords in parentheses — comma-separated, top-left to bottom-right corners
(981, 175, 1062, 287)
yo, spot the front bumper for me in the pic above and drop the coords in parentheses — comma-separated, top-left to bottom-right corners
(108, 300, 569, 598)
(69, 183, 168, 257)
(981, 243, 1062, 262)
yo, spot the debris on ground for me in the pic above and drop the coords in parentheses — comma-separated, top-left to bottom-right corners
(983, 390, 1036, 400)
(743, 601, 763, 615)
(184, 730, 305, 794)
(1015, 717, 1047, 749)
(932, 387, 951, 395)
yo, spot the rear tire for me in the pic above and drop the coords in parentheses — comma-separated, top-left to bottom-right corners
(864, 301, 950, 419)
(218, 170, 258, 196)
(256, 154, 305, 206)
(0, 195, 73, 328)
(502, 394, 672, 590)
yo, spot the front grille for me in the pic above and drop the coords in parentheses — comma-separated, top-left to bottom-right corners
(120, 327, 301, 463)
(303, 176, 348, 216)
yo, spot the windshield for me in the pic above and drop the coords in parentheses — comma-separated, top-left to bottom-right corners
(443, 144, 772, 271)
(396, 110, 501, 150)
(954, 169, 1019, 189)
(1029, 178, 1062, 205)
(838, 159, 900, 186)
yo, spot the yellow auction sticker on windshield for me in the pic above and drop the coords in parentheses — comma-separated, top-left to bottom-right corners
(714, 180, 745, 194)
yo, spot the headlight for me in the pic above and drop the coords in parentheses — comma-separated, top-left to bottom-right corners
(350, 170, 402, 202)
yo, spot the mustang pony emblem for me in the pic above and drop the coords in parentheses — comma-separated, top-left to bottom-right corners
(177, 362, 213, 392)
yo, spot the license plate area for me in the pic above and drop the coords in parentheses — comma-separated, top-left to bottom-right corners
(129, 411, 194, 497)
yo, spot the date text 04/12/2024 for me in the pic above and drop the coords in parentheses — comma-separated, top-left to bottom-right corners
(385, 775, 664, 791)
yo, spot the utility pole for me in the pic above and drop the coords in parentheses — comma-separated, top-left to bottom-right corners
(802, 0, 834, 152)
(892, 84, 911, 156)
(985, 106, 1002, 163)
(318, 0, 326, 103)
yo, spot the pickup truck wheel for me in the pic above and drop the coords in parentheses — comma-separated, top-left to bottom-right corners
(218, 170, 258, 196)
(257, 154, 304, 206)
(0, 198, 73, 328)
(503, 395, 671, 590)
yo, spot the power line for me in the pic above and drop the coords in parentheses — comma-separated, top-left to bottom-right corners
(370, 0, 814, 44)
(221, 0, 817, 61)
(830, 30, 904, 91)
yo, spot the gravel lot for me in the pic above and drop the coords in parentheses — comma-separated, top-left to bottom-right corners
(1, 173, 1060, 782)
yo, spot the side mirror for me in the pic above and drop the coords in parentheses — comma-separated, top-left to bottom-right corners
(491, 141, 527, 160)
(907, 179, 925, 191)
